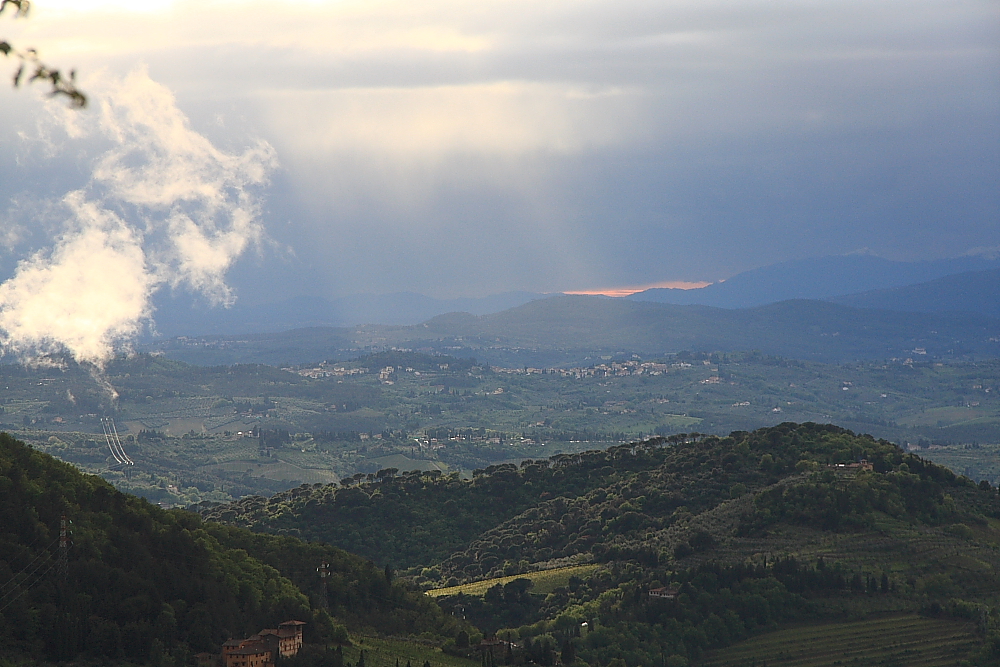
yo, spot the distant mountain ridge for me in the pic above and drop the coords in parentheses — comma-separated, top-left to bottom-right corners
(148, 290, 545, 337)
(829, 268, 1000, 319)
(628, 254, 1000, 309)
(145, 254, 999, 338)
(420, 296, 1000, 361)
(151, 295, 1000, 367)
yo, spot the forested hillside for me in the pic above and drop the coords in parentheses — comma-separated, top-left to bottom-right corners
(205, 423, 1000, 665)
(200, 433, 708, 569)
(0, 433, 465, 665)
(7, 423, 1000, 666)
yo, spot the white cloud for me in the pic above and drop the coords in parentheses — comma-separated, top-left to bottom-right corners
(0, 68, 275, 364)
(93, 68, 275, 302)
(0, 194, 152, 364)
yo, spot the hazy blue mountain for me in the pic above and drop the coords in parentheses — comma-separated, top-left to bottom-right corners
(628, 254, 1000, 308)
(152, 295, 1000, 366)
(429, 296, 1000, 361)
(146, 254, 998, 338)
(829, 268, 1000, 319)
(147, 290, 545, 337)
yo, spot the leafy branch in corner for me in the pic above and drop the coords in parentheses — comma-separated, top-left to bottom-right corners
(1, 0, 86, 108)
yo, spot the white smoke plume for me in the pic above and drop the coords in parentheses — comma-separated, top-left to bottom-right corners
(0, 68, 277, 366)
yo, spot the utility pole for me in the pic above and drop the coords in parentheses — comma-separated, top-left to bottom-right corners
(58, 514, 69, 581)
(316, 561, 330, 609)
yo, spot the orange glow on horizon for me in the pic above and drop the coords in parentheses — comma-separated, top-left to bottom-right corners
(564, 280, 712, 297)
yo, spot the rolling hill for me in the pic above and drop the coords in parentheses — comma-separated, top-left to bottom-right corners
(203, 422, 1000, 666)
(148, 290, 544, 338)
(0, 432, 465, 664)
(830, 268, 1000, 319)
(152, 295, 1000, 367)
(627, 254, 1000, 309)
(7, 420, 1000, 665)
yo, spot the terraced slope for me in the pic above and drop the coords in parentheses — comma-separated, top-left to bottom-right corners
(700, 614, 979, 666)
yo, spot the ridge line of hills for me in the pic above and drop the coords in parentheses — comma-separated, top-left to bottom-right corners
(147, 254, 1000, 338)
(626, 254, 1000, 311)
(4, 423, 1000, 665)
(151, 294, 1000, 367)
(828, 267, 1000, 319)
(202, 422, 1000, 665)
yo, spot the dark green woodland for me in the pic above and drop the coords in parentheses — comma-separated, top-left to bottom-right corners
(0, 432, 464, 665)
(4, 422, 1000, 666)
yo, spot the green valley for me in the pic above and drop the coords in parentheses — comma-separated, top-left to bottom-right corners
(0, 349, 998, 506)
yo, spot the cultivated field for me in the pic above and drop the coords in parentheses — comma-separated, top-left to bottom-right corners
(426, 564, 601, 597)
(345, 635, 477, 667)
(699, 614, 979, 666)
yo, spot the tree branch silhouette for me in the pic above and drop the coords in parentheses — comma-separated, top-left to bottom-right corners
(1, 0, 87, 108)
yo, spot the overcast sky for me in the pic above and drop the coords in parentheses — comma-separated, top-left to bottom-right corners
(1, 0, 997, 306)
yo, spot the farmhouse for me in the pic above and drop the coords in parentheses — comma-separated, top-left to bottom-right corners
(199, 620, 305, 667)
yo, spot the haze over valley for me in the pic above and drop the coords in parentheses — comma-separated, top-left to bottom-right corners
(1, 1, 999, 665)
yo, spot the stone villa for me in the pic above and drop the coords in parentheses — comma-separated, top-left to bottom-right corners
(196, 620, 305, 667)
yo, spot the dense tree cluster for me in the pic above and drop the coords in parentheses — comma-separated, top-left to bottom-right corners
(8, 421, 1000, 665)
(0, 433, 465, 664)
(201, 437, 712, 570)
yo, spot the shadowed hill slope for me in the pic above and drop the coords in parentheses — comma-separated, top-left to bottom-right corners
(0, 433, 464, 664)
(830, 268, 1000, 319)
(424, 296, 1000, 361)
(627, 254, 1000, 309)
(155, 295, 1000, 366)
(204, 423, 1000, 665)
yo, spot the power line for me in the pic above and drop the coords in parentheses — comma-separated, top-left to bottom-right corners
(109, 418, 133, 465)
(0, 558, 59, 615)
(0, 536, 59, 599)
(102, 416, 134, 467)
(0, 546, 58, 611)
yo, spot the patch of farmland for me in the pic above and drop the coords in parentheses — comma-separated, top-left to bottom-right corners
(202, 458, 340, 484)
(699, 614, 978, 666)
(345, 635, 477, 667)
(368, 454, 451, 474)
(426, 564, 600, 598)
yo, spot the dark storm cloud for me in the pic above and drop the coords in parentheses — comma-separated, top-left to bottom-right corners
(1, 0, 997, 300)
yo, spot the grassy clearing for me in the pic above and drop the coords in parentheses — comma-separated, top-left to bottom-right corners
(898, 406, 990, 427)
(700, 614, 979, 667)
(426, 564, 600, 597)
(345, 635, 477, 667)
(368, 454, 451, 473)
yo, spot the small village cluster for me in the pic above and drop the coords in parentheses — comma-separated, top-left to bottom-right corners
(492, 359, 690, 378)
(289, 358, 715, 382)
(196, 621, 305, 667)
